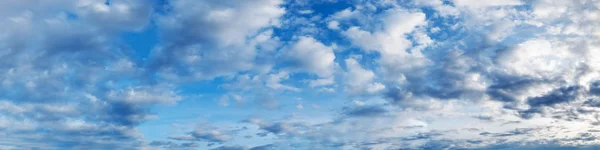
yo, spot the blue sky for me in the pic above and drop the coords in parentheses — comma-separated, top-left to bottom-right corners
(2, 0, 600, 149)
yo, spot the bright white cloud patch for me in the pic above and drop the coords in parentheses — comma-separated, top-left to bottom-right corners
(283, 36, 336, 78)
(343, 8, 430, 83)
(344, 58, 385, 94)
(497, 39, 579, 79)
(453, 0, 523, 8)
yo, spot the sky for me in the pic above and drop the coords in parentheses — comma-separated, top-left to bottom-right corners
(1, 0, 600, 149)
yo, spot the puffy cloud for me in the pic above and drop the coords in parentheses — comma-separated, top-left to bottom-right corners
(452, 0, 523, 8)
(149, 0, 285, 80)
(342, 8, 430, 83)
(412, 0, 459, 16)
(532, 0, 571, 19)
(330, 8, 360, 20)
(157, 0, 284, 47)
(282, 36, 336, 78)
(265, 71, 300, 91)
(496, 39, 580, 80)
(344, 58, 385, 94)
(214, 1, 600, 149)
(327, 20, 340, 30)
(0, 0, 183, 149)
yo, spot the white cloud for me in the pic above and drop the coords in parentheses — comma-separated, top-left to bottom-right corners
(283, 36, 336, 78)
(151, 0, 285, 80)
(318, 88, 336, 93)
(382, 9, 427, 37)
(327, 20, 340, 30)
(218, 95, 230, 107)
(75, 0, 152, 31)
(352, 100, 365, 106)
(330, 8, 359, 20)
(342, 8, 430, 82)
(532, 0, 570, 19)
(366, 82, 386, 93)
(453, 0, 523, 8)
(5, 0, 600, 149)
(296, 104, 304, 109)
(107, 85, 182, 105)
(412, 0, 459, 16)
(297, 9, 313, 14)
(158, 0, 285, 47)
(497, 38, 579, 80)
(344, 58, 385, 94)
(308, 77, 335, 87)
(266, 71, 301, 91)
(0, 0, 180, 148)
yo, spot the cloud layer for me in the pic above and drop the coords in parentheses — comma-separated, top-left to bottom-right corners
(2, 0, 600, 149)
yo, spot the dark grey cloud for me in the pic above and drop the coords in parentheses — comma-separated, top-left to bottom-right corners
(590, 81, 600, 95)
(343, 105, 388, 117)
(584, 98, 600, 107)
(486, 78, 543, 103)
(385, 87, 412, 104)
(479, 128, 536, 137)
(527, 86, 581, 108)
(516, 86, 583, 118)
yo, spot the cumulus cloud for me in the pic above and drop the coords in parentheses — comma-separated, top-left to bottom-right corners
(342, 8, 430, 83)
(452, 0, 523, 8)
(6, 0, 600, 149)
(149, 0, 285, 80)
(0, 0, 182, 149)
(282, 36, 336, 78)
(170, 129, 231, 143)
(265, 71, 300, 91)
(327, 20, 340, 30)
(202, 1, 600, 149)
(496, 39, 580, 79)
(344, 58, 385, 94)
